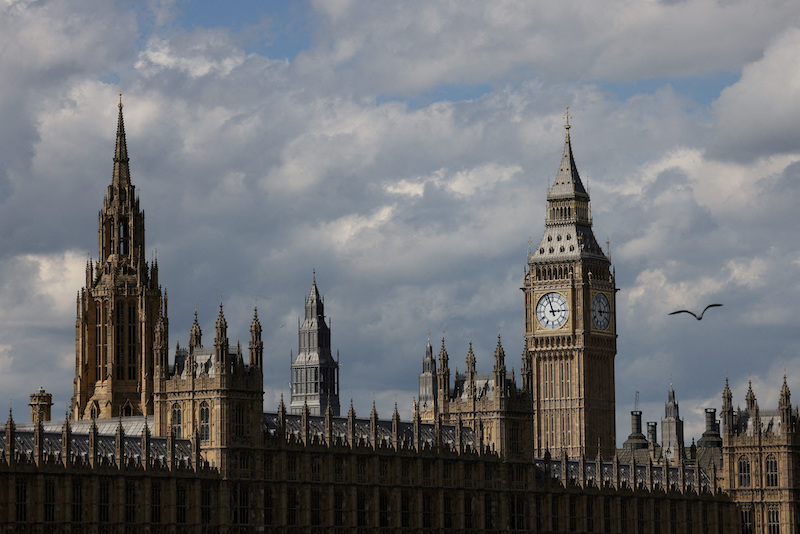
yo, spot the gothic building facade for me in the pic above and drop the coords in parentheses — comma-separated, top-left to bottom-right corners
(418, 119, 617, 460)
(2, 101, 798, 532)
(720, 378, 800, 533)
(71, 99, 164, 420)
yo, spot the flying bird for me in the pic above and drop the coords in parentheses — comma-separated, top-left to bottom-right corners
(668, 303, 723, 320)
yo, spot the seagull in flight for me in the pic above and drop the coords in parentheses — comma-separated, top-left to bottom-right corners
(668, 303, 723, 320)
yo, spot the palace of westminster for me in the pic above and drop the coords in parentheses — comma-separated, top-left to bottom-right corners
(0, 101, 796, 533)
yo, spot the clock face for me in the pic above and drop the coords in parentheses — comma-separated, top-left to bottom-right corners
(536, 292, 569, 329)
(592, 292, 611, 330)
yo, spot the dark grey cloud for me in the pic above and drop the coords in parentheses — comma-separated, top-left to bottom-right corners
(1, 0, 800, 446)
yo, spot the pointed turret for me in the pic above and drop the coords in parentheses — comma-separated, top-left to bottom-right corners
(113, 95, 131, 188)
(779, 375, 792, 429)
(661, 383, 685, 462)
(466, 341, 477, 399)
(214, 302, 228, 371)
(62, 414, 72, 467)
(141, 421, 151, 469)
(4, 406, 15, 463)
(249, 305, 263, 368)
(324, 402, 334, 445)
(347, 399, 356, 446)
(493, 334, 507, 396)
(392, 403, 400, 450)
(115, 417, 125, 467)
(531, 117, 607, 262)
(370, 401, 379, 449)
(779, 375, 791, 409)
(189, 309, 202, 352)
(721, 376, 734, 432)
(154, 306, 168, 373)
(548, 117, 588, 200)
(278, 394, 287, 439)
(745, 380, 756, 412)
(520, 342, 533, 392)
(437, 337, 450, 405)
(290, 273, 340, 416)
(419, 337, 437, 412)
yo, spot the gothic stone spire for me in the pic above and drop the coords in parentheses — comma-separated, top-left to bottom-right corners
(113, 94, 131, 188)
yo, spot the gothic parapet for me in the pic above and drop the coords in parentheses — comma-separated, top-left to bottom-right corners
(0, 417, 216, 475)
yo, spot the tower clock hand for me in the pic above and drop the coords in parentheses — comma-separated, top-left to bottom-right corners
(547, 295, 556, 316)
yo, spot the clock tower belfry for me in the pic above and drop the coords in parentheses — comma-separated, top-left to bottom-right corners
(523, 117, 617, 458)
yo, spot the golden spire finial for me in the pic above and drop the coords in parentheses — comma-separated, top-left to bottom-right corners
(119, 93, 123, 110)
(564, 105, 570, 130)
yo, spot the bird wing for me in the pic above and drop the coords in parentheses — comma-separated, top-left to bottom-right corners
(698, 303, 723, 319)
(668, 310, 700, 319)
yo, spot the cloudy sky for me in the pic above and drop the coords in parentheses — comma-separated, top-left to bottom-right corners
(2, 0, 800, 445)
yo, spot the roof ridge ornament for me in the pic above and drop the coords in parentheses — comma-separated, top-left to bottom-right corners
(564, 105, 571, 130)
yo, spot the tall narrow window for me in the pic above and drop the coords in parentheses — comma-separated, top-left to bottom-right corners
(95, 302, 102, 381)
(264, 486, 273, 526)
(767, 505, 780, 534)
(125, 482, 136, 523)
(176, 484, 186, 524)
(71, 481, 83, 523)
(766, 454, 778, 487)
(201, 486, 212, 524)
(423, 492, 432, 529)
(172, 404, 182, 438)
(128, 304, 136, 379)
(116, 306, 125, 380)
(620, 499, 628, 534)
(44, 480, 55, 523)
(98, 481, 109, 523)
(200, 402, 210, 441)
(738, 456, 751, 488)
(569, 496, 577, 532)
(15, 481, 27, 522)
(465, 493, 473, 530)
(334, 490, 344, 527)
(288, 491, 298, 526)
(151, 482, 161, 523)
(741, 505, 753, 534)
(401, 490, 410, 528)
(119, 219, 128, 255)
(312, 489, 322, 526)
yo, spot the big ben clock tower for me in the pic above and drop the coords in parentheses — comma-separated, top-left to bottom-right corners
(523, 115, 617, 458)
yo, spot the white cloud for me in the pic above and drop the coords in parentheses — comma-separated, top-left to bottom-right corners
(136, 33, 246, 78)
(2, 0, 800, 442)
(710, 27, 800, 161)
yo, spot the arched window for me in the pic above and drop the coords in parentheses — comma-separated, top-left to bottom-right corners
(171, 404, 182, 439)
(765, 454, 778, 487)
(738, 456, 751, 487)
(200, 402, 210, 442)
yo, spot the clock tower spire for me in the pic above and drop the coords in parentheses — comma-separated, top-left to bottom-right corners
(523, 115, 617, 458)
